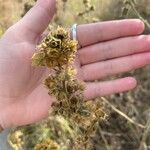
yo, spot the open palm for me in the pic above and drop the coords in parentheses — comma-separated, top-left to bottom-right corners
(0, 0, 150, 129)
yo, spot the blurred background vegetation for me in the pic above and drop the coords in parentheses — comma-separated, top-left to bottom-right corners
(0, 0, 150, 150)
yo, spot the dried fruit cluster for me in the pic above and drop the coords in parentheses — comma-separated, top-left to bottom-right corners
(34, 139, 60, 150)
(32, 27, 77, 68)
(32, 27, 105, 149)
(8, 27, 105, 150)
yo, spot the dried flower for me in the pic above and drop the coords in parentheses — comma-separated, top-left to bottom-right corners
(32, 26, 106, 150)
(32, 26, 78, 68)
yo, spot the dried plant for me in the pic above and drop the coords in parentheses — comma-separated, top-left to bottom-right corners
(32, 26, 105, 150)
(122, 0, 150, 30)
(8, 26, 105, 150)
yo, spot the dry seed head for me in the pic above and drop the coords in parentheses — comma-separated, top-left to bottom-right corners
(32, 26, 105, 150)
(32, 27, 78, 68)
(34, 139, 60, 150)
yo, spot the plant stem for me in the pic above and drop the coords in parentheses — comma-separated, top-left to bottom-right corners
(129, 1, 150, 30)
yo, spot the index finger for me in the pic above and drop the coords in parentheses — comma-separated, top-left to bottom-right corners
(77, 19, 144, 47)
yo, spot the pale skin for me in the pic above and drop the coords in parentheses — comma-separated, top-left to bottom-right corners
(0, 0, 150, 129)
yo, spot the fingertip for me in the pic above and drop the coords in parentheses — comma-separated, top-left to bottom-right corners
(121, 19, 145, 36)
(135, 19, 145, 34)
(125, 77, 137, 89)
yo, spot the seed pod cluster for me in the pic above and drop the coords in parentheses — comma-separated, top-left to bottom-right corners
(32, 27, 105, 149)
(32, 27, 77, 68)
(34, 139, 60, 150)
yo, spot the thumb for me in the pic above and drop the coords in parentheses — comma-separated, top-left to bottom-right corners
(18, 0, 56, 38)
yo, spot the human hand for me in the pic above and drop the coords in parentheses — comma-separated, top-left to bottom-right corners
(0, 0, 150, 129)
